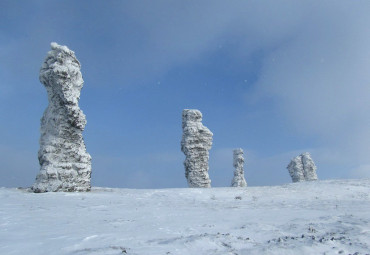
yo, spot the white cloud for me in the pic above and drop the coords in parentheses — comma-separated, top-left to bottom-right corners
(246, 2, 370, 177)
(117, 1, 309, 85)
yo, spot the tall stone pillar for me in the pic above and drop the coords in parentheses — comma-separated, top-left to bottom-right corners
(181, 109, 213, 188)
(32, 42, 91, 192)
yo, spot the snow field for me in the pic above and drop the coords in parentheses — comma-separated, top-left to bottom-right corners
(0, 179, 369, 255)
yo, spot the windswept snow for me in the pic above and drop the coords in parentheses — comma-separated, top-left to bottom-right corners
(1, 179, 369, 255)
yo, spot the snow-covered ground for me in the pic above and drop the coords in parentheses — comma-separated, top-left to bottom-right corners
(1, 179, 369, 255)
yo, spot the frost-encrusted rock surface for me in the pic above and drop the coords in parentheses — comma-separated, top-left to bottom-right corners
(231, 148, 247, 187)
(301, 152, 318, 181)
(181, 109, 213, 188)
(287, 152, 318, 183)
(32, 42, 91, 193)
(287, 155, 305, 182)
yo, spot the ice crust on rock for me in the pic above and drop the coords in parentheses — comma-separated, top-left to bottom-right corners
(287, 152, 318, 183)
(287, 156, 305, 182)
(301, 152, 318, 181)
(32, 42, 91, 192)
(231, 148, 247, 187)
(181, 109, 213, 188)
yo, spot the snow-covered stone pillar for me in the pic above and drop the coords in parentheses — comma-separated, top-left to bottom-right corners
(181, 109, 213, 188)
(32, 42, 92, 192)
(287, 152, 318, 183)
(287, 155, 305, 182)
(231, 148, 247, 187)
(301, 152, 318, 181)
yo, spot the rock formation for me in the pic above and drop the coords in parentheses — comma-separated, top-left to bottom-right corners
(301, 152, 318, 181)
(181, 109, 213, 188)
(287, 152, 318, 183)
(32, 42, 91, 192)
(287, 155, 305, 182)
(231, 148, 247, 187)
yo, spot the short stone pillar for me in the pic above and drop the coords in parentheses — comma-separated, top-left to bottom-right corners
(231, 148, 247, 187)
(287, 152, 318, 183)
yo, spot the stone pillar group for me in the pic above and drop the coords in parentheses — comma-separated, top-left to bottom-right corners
(29, 43, 321, 192)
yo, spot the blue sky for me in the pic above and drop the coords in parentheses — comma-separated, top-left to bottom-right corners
(1, 1, 370, 188)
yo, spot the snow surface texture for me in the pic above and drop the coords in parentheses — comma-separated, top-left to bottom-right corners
(181, 109, 213, 188)
(231, 148, 247, 187)
(1, 179, 369, 255)
(32, 42, 91, 193)
(287, 152, 318, 183)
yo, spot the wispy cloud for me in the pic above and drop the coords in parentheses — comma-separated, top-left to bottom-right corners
(246, 2, 370, 179)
